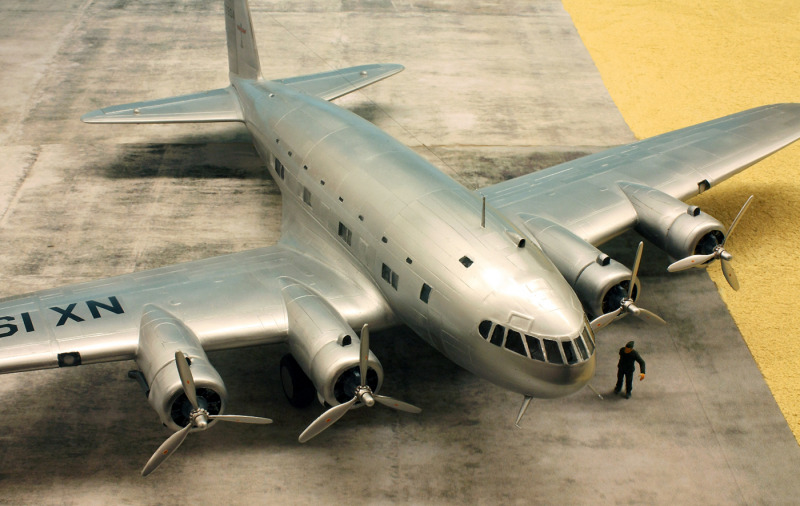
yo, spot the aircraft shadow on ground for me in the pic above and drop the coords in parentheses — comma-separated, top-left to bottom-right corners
(0, 326, 464, 479)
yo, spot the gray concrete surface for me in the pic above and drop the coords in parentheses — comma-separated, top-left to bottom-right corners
(0, 1, 798, 504)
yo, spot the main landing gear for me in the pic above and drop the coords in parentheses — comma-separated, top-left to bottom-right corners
(280, 354, 315, 408)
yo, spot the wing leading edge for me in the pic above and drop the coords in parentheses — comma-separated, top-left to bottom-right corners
(481, 103, 800, 246)
(0, 245, 393, 375)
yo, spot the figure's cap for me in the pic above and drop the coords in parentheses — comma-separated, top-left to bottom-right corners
(625, 341, 635, 349)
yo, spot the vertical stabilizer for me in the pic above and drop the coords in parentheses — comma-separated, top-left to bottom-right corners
(225, 0, 262, 80)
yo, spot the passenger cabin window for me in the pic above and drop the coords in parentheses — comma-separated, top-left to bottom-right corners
(274, 158, 285, 180)
(420, 283, 432, 304)
(303, 187, 312, 207)
(543, 339, 564, 364)
(338, 222, 352, 246)
(381, 263, 399, 290)
(459, 256, 473, 268)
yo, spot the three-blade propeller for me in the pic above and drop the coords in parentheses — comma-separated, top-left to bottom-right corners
(141, 351, 273, 477)
(667, 196, 753, 290)
(298, 324, 421, 443)
(591, 241, 666, 331)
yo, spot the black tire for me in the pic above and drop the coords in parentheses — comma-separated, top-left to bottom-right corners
(280, 354, 315, 408)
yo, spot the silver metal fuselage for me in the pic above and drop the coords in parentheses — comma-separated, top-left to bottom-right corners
(234, 77, 595, 398)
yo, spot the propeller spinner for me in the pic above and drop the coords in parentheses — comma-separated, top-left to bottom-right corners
(141, 351, 273, 477)
(298, 324, 421, 443)
(667, 195, 753, 290)
(591, 241, 666, 331)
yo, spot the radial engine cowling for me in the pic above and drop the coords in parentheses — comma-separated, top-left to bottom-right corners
(280, 277, 383, 406)
(135, 305, 227, 431)
(620, 182, 725, 260)
(521, 215, 639, 318)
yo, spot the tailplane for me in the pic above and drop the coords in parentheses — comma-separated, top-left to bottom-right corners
(225, 0, 262, 80)
(81, 0, 405, 125)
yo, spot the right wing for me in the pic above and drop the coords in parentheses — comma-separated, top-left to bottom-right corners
(0, 245, 392, 374)
(481, 103, 800, 246)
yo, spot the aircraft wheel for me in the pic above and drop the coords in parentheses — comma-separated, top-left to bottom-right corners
(280, 354, 315, 408)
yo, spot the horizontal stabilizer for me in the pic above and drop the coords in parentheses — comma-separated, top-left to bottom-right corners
(274, 63, 404, 101)
(81, 86, 244, 124)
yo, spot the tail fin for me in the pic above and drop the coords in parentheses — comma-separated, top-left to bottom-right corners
(225, 0, 262, 80)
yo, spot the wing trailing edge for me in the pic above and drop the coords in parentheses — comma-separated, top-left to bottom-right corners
(81, 86, 244, 124)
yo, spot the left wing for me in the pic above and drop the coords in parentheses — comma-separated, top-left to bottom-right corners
(0, 244, 392, 375)
(481, 103, 800, 246)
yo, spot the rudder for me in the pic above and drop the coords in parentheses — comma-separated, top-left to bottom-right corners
(225, 0, 262, 80)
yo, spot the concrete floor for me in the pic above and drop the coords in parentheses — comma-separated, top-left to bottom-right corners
(0, 1, 798, 504)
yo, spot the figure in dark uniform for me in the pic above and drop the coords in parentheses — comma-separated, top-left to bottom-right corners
(614, 340, 645, 399)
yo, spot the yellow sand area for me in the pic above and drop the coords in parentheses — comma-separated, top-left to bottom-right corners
(561, 0, 800, 442)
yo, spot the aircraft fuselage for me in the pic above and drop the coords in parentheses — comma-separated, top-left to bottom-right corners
(234, 77, 596, 398)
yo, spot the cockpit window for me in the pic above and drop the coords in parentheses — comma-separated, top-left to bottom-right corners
(562, 340, 578, 365)
(543, 339, 564, 364)
(526, 335, 545, 362)
(505, 330, 527, 357)
(582, 326, 595, 355)
(575, 337, 589, 360)
(490, 324, 505, 346)
(478, 320, 592, 365)
(479, 320, 492, 339)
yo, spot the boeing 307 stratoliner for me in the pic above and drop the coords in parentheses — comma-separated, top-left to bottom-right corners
(1, 0, 799, 476)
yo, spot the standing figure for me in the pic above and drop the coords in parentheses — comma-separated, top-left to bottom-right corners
(614, 341, 645, 399)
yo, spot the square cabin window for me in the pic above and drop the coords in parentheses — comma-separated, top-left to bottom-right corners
(420, 283, 432, 303)
(338, 222, 352, 246)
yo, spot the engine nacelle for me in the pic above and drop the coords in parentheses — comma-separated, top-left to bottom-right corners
(521, 215, 639, 318)
(280, 277, 383, 406)
(135, 305, 227, 431)
(620, 182, 725, 260)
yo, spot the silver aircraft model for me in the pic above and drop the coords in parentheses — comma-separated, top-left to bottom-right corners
(2, 0, 800, 476)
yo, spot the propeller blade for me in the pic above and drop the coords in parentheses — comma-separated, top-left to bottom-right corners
(359, 324, 370, 388)
(141, 423, 191, 477)
(632, 307, 667, 325)
(174, 351, 198, 410)
(628, 242, 644, 299)
(721, 258, 740, 291)
(209, 414, 273, 424)
(298, 397, 357, 443)
(590, 307, 622, 332)
(722, 195, 753, 247)
(667, 252, 716, 272)
(373, 394, 422, 414)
